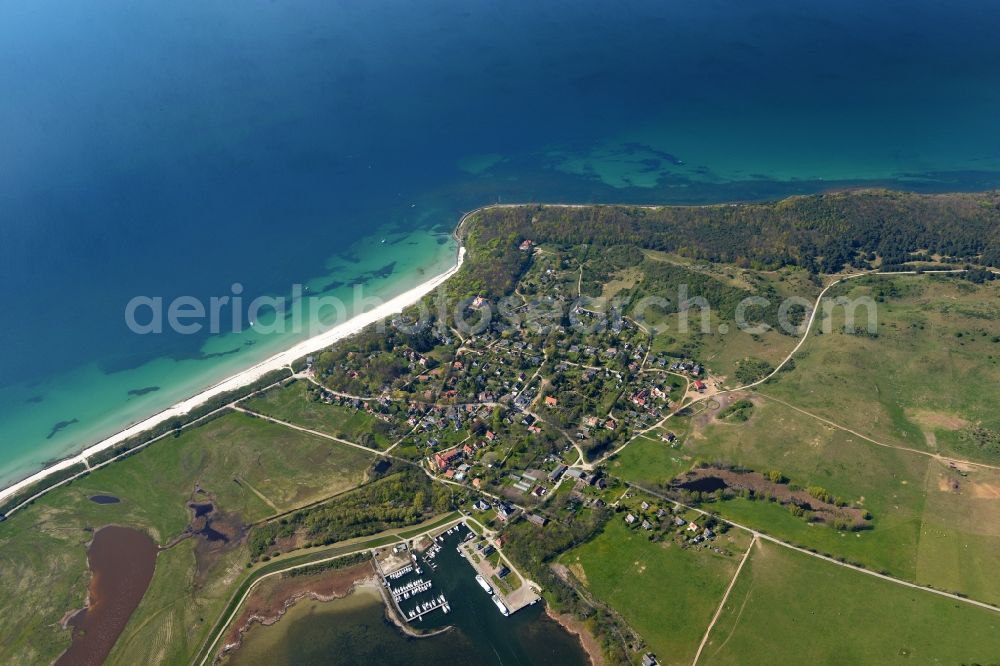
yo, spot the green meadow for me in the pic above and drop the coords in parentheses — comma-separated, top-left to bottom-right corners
(616, 394, 1000, 605)
(762, 275, 1000, 463)
(606, 417, 694, 488)
(700, 541, 1000, 664)
(561, 518, 751, 665)
(242, 379, 395, 449)
(0, 411, 377, 665)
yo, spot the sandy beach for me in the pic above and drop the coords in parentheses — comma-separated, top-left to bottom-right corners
(0, 246, 465, 507)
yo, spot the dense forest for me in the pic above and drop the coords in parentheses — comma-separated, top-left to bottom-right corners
(465, 190, 1000, 274)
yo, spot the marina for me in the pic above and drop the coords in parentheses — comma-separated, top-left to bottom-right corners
(389, 578, 433, 602)
(406, 594, 451, 622)
(230, 520, 589, 664)
(371, 519, 545, 638)
(458, 528, 541, 617)
(374, 528, 464, 626)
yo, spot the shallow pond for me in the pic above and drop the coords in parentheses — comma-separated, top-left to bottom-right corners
(55, 525, 157, 666)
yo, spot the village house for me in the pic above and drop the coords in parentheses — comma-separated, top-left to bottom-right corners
(433, 447, 463, 471)
(496, 502, 515, 521)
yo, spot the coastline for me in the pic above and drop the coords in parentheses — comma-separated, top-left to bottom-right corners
(0, 244, 466, 506)
(544, 606, 606, 666)
(221, 565, 380, 657)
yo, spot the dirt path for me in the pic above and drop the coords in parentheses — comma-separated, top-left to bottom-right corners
(236, 477, 279, 512)
(589, 268, 969, 468)
(692, 535, 757, 665)
(757, 392, 1000, 473)
(628, 481, 1000, 615)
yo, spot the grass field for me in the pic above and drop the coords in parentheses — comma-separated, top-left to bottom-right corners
(561, 518, 751, 664)
(607, 420, 693, 488)
(616, 394, 1000, 605)
(242, 380, 395, 449)
(0, 411, 377, 665)
(642, 262, 819, 384)
(700, 540, 1000, 664)
(763, 275, 1000, 463)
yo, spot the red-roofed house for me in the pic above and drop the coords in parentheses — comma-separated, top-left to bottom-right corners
(433, 447, 463, 471)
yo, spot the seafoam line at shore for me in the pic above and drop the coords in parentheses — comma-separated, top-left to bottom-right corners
(0, 246, 466, 505)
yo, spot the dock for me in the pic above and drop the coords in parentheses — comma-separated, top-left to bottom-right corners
(405, 593, 451, 621)
(390, 577, 432, 601)
(459, 534, 540, 616)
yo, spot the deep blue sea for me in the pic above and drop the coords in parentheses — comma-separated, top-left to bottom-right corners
(2, 0, 1000, 485)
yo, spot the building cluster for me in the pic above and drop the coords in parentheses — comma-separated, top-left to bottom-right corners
(622, 496, 723, 549)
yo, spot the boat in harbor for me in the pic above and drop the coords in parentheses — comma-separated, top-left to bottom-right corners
(492, 595, 509, 617)
(475, 574, 493, 594)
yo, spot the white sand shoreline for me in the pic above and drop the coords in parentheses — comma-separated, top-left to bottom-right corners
(0, 245, 466, 506)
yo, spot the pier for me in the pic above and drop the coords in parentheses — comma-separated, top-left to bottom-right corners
(390, 578, 433, 601)
(458, 531, 540, 616)
(405, 593, 451, 621)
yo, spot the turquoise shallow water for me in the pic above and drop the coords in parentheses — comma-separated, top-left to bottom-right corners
(0, 228, 457, 484)
(2, 0, 1000, 486)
